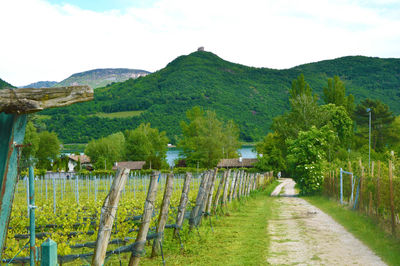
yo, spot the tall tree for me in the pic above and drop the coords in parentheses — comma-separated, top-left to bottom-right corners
(272, 74, 319, 140)
(354, 98, 395, 151)
(124, 123, 169, 169)
(20, 121, 40, 170)
(36, 131, 61, 169)
(323, 76, 354, 115)
(178, 106, 240, 168)
(85, 132, 126, 170)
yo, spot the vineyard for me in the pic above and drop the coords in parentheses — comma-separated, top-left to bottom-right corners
(2, 168, 274, 264)
(324, 158, 400, 237)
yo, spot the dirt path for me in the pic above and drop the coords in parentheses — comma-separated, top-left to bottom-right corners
(267, 178, 386, 265)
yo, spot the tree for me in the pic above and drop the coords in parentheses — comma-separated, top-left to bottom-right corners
(36, 131, 61, 169)
(255, 132, 286, 172)
(178, 106, 241, 168)
(124, 123, 169, 169)
(354, 98, 395, 151)
(286, 126, 336, 194)
(20, 121, 39, 170)
(323, 76, 354, 115)
(85, 132, 126, 170)
(272, 74, 320, 140)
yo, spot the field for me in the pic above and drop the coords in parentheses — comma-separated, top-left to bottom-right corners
(93, 110, 144, 119)
(3, 170, 270, 264)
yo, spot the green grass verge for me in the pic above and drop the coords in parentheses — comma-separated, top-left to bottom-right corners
(304, 195, 400, 266)
(94, 110, 144, 118)
(100, 181, 280, 265)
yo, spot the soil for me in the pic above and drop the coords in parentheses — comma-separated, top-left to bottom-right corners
(267, 178, 386, 265)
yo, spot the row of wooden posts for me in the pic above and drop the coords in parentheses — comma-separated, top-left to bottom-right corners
(325, 159, 398, 236)
(90, 168, 273, 266)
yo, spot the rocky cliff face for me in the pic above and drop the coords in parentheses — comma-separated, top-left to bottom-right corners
(54, 68, 150, 89)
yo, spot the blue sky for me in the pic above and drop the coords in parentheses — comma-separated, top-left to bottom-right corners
(1, 0, 400, 86)
(45, 0, 157, 12)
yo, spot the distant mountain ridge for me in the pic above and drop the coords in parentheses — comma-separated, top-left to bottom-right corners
(54, 68, 150, 89)
(20, 81, 58, 88)
(41, 51, 400, 144)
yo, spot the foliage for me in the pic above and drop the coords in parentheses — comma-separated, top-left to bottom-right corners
(20, 121, 39, 169)
(354, 98, 396, 151)
(287, 126, 336, 194)
(318, 104, 353, 148)
(85, 132, 126, 170)
(36, 131, 61, 169)
(323, 75, 354, 115)
(255, 132, 286, 172)
(124, 123, 169, 169)
(178, 107, 241, 168)
(0, 78, 14, 89)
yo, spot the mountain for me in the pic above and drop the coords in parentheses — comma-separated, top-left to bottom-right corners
(41, 51, 400, 144)
(20, 81, 58, 88)
(54, 68, 150, 89)
(0, 78, 14, 89)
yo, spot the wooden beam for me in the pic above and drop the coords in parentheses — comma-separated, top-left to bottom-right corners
(0, 85, 93, 114)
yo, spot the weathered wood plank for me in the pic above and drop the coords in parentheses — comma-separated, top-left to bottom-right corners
(92, 167, 129, 266)
(0, 86, 93, 114)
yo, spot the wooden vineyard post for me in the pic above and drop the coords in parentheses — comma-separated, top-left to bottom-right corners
(129, 171, 160, 266)
(189, 172, 210, 230)
(221, 170, 231, 208)
(205, 168, 218, 215)
(377, 161, 381, 216)
(92, 167, 129, 266)
(237, 170, 243, 199)
(389, 160, 396, 235)
(212, 170, 227, 214)
(152, 172, 174, 257)
(369, 192, 373, 216)
(174, 172, 192, 237)
(228, 171, 237, 202)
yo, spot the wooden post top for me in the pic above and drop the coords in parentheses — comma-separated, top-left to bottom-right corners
(0, 85, 93, 114)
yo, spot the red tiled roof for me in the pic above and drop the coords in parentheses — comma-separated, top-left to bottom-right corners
(217, 158, 257, 168)
(68, 154, 91, 164)
(112, 161, 146, 170)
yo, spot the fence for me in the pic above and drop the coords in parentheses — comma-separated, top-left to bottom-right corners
(324, 159, 399, 237)
(2, 168, 275, 264)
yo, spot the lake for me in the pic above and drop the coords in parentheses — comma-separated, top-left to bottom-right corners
(166, 145, 257, 167)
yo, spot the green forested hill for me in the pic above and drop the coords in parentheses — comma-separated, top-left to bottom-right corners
(40, 52, 400, 143)
(0, 78, 14, 89)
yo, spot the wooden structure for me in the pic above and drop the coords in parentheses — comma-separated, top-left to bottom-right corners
(217, 158, 257, 168)
(0, 85, 93, 257)
(112, 161, 146, 171)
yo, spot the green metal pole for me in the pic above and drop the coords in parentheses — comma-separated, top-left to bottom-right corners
(29, 166, 36, 265)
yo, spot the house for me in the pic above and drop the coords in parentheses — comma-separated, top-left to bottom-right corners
(68, 154, 91, 172)
(217, 158, 257, 168)
(112, 161, 146, 171)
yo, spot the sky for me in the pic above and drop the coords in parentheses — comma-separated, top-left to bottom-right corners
(1, 0, 400, 86)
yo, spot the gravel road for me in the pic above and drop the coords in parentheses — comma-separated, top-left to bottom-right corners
(267, 178, 386, 265)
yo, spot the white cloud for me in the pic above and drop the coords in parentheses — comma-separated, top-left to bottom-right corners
(0, 0, 399, 86)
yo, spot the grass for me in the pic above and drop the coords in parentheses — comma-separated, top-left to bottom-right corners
(304, 195, 400, 266)
(101, 181, 280, 265)
(61, 143, 87, 153)
(94, 110, 144, 119)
